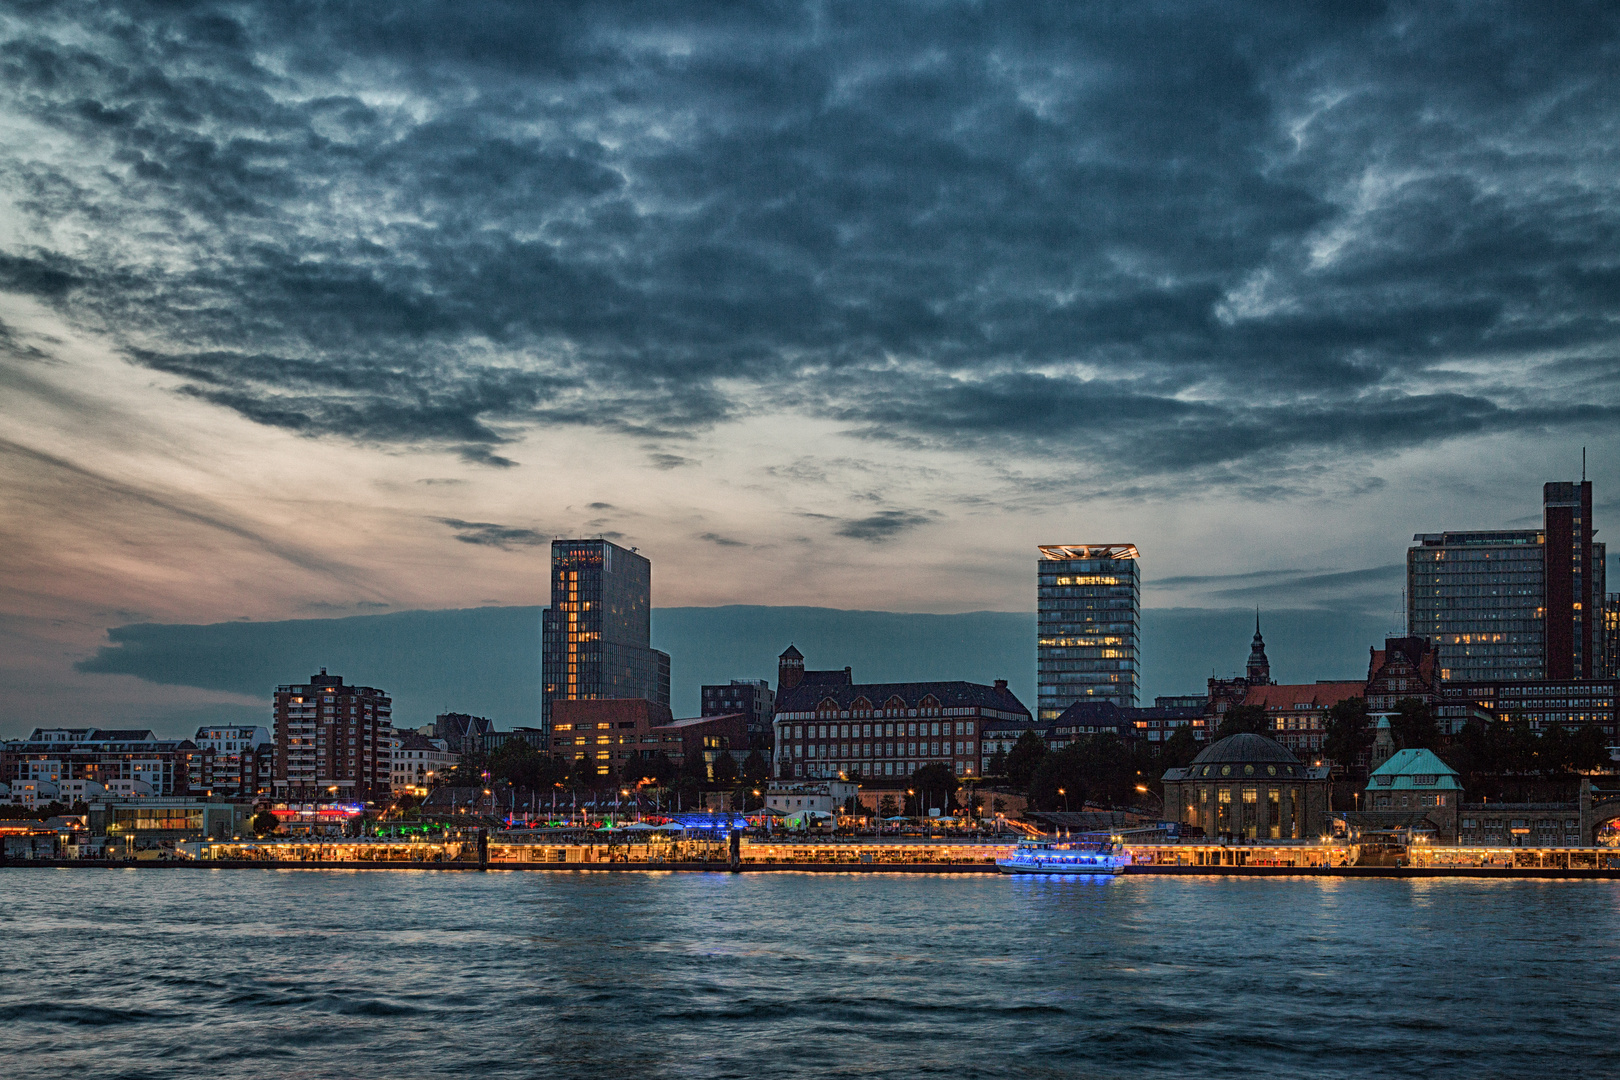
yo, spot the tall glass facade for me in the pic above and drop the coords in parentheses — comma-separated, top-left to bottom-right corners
(540, 540, 670, 735)
(1408, 531, 1545, 683)
(1037, 544, 1140, 720)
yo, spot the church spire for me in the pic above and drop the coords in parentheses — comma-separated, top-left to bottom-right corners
(1247, 609, 1272, 685)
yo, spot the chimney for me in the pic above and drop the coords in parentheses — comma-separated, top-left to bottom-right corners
(994, 679, 1008, 693)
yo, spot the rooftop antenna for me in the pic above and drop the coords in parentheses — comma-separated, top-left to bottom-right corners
(1582, 446, 1586, 483)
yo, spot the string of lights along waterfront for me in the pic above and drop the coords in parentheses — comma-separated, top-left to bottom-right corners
(4, 871, 1619, 1080)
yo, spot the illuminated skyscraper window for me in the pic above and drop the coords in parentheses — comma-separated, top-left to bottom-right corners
(1037, 544, 1140, 720)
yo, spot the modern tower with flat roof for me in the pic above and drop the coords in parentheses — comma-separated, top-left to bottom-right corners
(540, 539, 671, 732)
(1036, 544, 1140, 720)
(1408, 478, 1605, 683)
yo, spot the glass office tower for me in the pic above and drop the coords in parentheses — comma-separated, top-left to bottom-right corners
(1408, 531, 1546, 683)
(1409, 480, 1606, 684)
(540, 539, 671, 733)
(1037, 544, 1140, 719)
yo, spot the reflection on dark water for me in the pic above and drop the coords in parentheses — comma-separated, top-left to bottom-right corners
(2, 870, 1617, 1078)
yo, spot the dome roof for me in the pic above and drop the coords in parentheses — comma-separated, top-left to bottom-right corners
(1178, 732, 1310, 781)
(1191, 732, 1301, 766)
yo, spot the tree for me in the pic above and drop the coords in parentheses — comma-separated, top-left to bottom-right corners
(678, 751, 708, 798)
(649, 751, 679, 788)
(571, 754, 597, 788)
(442, 745, 489, 788)
(742, 749, 770, 788)
(1323, 696, 1372, 768)
(1028, 745, 1087, 812)
(1005, 730, 1048, 789)
(712, 751, 738, 786)
(987, 748, 1008, 777)
(251, 810, 280, 837)
(879, 794, 899, 818)
(1215, 704, 1269, 739)
(1158, 727, 1200, 770)
(1028, 733, 1139, 812)
(909, 763, 960, 816)
(1570, 724, 1611, 772)
(489, 737, 544, 791)
(1390, 698, 1441, 751)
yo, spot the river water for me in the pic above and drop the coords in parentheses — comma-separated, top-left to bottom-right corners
(2, 869, 1616, 1078)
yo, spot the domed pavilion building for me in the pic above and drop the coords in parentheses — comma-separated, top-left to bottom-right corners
(1161, 732, 1332, 841)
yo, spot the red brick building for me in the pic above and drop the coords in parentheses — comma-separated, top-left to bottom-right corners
(550, 698, 749, 780)
(273, 670, 393, 803)
(1365, 636, 1439, 712)
(1246, 681, 1366, 757)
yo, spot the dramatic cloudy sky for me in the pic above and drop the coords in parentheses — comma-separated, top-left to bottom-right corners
(2, 2, 1618, 734)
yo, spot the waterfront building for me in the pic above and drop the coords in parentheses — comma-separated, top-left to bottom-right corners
(433, 713, 494, 754)
(272, 669, 393, 802)
(1037, 544, 1140, 718)
(1238, 681, 1364, 757)
(190, 725, 274, 798)
(771, 647, 1029, 783)
(540, 540, 671, 732)
(979, 718, 1037, 771)
(483, 727, 550, 754)
(702, 679, 776, 754)
(1434, 678, 1618, 738)
(1047, 700, 1134, 745)
(1359, 748, 1463, 839)
(551, 698, 673, 776)
(549, 698, 750, 780)
(389, 732, 456, 795)
(1124, 697, 1209, 744)
(6, 779, 60, 808)
(86, 796, 255, 854)
(1160, 733, 1332, 841)
(1, 728, 198, 798)
(765, 779, 859, 816)
(1408, 479, 1607, 684)
(1364, 637, 1438, 713)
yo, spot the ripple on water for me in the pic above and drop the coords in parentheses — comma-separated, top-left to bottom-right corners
(2, 871, 1620, 1079)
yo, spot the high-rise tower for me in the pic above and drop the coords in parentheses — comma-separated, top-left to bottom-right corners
(1407, 477, 1605, 683)
(1543, 480, 1601, 679)
(1036, 544, 1140, 720)
(540, 539, 670, 731)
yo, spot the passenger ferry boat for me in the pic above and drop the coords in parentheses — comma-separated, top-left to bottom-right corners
(996, 835, 1130, 876)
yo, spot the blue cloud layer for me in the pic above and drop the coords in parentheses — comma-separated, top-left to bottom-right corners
(1, 2, 1616, 481)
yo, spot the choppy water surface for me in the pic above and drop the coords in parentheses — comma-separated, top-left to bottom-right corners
(3, 869, 1618, 1078)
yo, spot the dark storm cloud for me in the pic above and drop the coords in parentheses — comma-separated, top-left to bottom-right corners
(836, 509, 934, 543)
(696, 531, 746, 547)
(3, 2, 1619, 480)
(436, 517, 548, 549)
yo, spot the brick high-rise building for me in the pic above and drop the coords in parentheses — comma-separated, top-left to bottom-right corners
(273, 669, 393, 802)
(1543, 481, 1602, 680)
(541, 540, 670, 732)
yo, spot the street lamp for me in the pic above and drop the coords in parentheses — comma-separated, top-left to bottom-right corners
(1058, 786, 1069, 813)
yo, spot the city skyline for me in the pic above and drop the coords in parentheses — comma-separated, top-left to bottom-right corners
(3, 4, 1620, 735)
